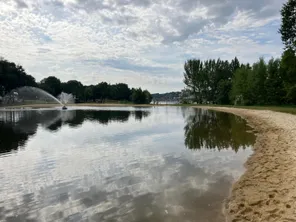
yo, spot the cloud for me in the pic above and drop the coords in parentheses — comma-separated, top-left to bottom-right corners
(0, 0, 286, 93)
(101, 58, 172, 73)
(14, 0, 28, 8)
(113, 0, 152, 8)
(48, 0, 65, 8)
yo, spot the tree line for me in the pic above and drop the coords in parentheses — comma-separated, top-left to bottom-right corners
(152, 92, 181, 102)
(0, 59, 152, 104)
(183, 0, 296, 106)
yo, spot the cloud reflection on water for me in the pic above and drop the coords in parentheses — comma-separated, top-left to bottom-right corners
(0, 107, 254, 221)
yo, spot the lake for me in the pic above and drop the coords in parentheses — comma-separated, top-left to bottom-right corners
(0, 106, 255, 222)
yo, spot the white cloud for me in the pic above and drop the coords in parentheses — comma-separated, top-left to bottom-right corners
(0, 0, 286, 93)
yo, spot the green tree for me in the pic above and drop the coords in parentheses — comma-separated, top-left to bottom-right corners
(131, 88, 143, 104)
(183, 59, 205, 103)
(93, 82, 110, 102)
(62, 80, 84, 102)
(143, 90, 152, 104)
(279, 0, 296, 51)
(231, 67, 251, 105)
(110, 83, 131, 101)
(216, 79, 232, 104)
(84, 85, 95, 102)
(265, 58, 284, 105)
(0, 57, 152, 104)
(131, 88, 151, 104)
(0, 58, 37, 94)
(184, 58, 238, 104)
(230, 57, 240, 73)
(281, 49, 296, 103)
(251, 58, 267, 104)
(39, 76, 62, 97)
(213, 60, 233, 104)
(279, 0, 296, 104)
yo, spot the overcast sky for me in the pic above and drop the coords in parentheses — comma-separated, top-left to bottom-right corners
(0, 0, 286, 93)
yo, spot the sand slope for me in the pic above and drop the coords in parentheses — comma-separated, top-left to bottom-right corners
(198, 107, 296, 222)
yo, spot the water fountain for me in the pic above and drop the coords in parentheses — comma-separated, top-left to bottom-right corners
(58, 92, 75, 109)
(1, 86, 68, 110)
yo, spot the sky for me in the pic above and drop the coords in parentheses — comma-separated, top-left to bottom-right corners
(0, 0, 286, 93)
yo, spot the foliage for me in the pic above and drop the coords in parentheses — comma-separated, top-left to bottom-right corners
(62, 80, 84, 102)
(231, 57, 290, 105)
(180, 89, 193, 104)
(279, 0, 296, 51)
(0, 58, 152, 104)
(0, 58, 37, 96)
(181, 1, 296, 106)
(131, 88, 152, 104)
(40, 76, 62, 97)
(110, 83, 131, 101)
(230, 67, 250, 105)
(265, 58, 284, 105)
(183, 54, 296, 106)
(183, 57, 240, 104)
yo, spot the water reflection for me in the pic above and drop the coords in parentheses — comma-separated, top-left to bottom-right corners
(0, 155, 233, 222)
(0, 107, 254, 222)
(0, 109, 150, 154)
(184, 109, 255, 152)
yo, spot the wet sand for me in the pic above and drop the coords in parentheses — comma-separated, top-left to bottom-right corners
(197, 107, 296, 222)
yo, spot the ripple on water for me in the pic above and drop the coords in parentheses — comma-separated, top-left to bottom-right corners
(0, 107, 255, 221)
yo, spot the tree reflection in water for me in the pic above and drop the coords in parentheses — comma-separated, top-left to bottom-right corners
(184, 109, 255, 152)
(0, 109, 151, 154)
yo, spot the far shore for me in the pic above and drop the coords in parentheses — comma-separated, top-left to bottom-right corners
(1, 103, 296, 221)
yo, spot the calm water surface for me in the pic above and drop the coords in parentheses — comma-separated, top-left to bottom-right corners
(0, 106, 255, 222)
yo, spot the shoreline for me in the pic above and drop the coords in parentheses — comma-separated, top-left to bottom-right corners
(197, 106, 296, 222)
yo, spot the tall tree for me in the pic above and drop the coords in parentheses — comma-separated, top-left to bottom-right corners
(94, 82, 110, 102)
(143, 90, 152, 104)
(281, 49, 296, 103)
(110, 83, 131, 101)
(216, 79, 232, 104)
(230, 57, 240, 73)
(231, 67, 251, 105)
(279, 0, 296, 51)
(183, 58, 237, 104)
(251, 58, 267, 104)
(130, 88, 151, 104)
(279, 0, 296, 104)
(84, 85, 95, 102)
(39, 76, 62, 97)
(183, 59, 205, 103)
(62, 80, 84, 102)
(265, 58, 284, 105)
(0, 58, 36, 95)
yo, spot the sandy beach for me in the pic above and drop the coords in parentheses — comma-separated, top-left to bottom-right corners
(198, 107, 296, 222)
